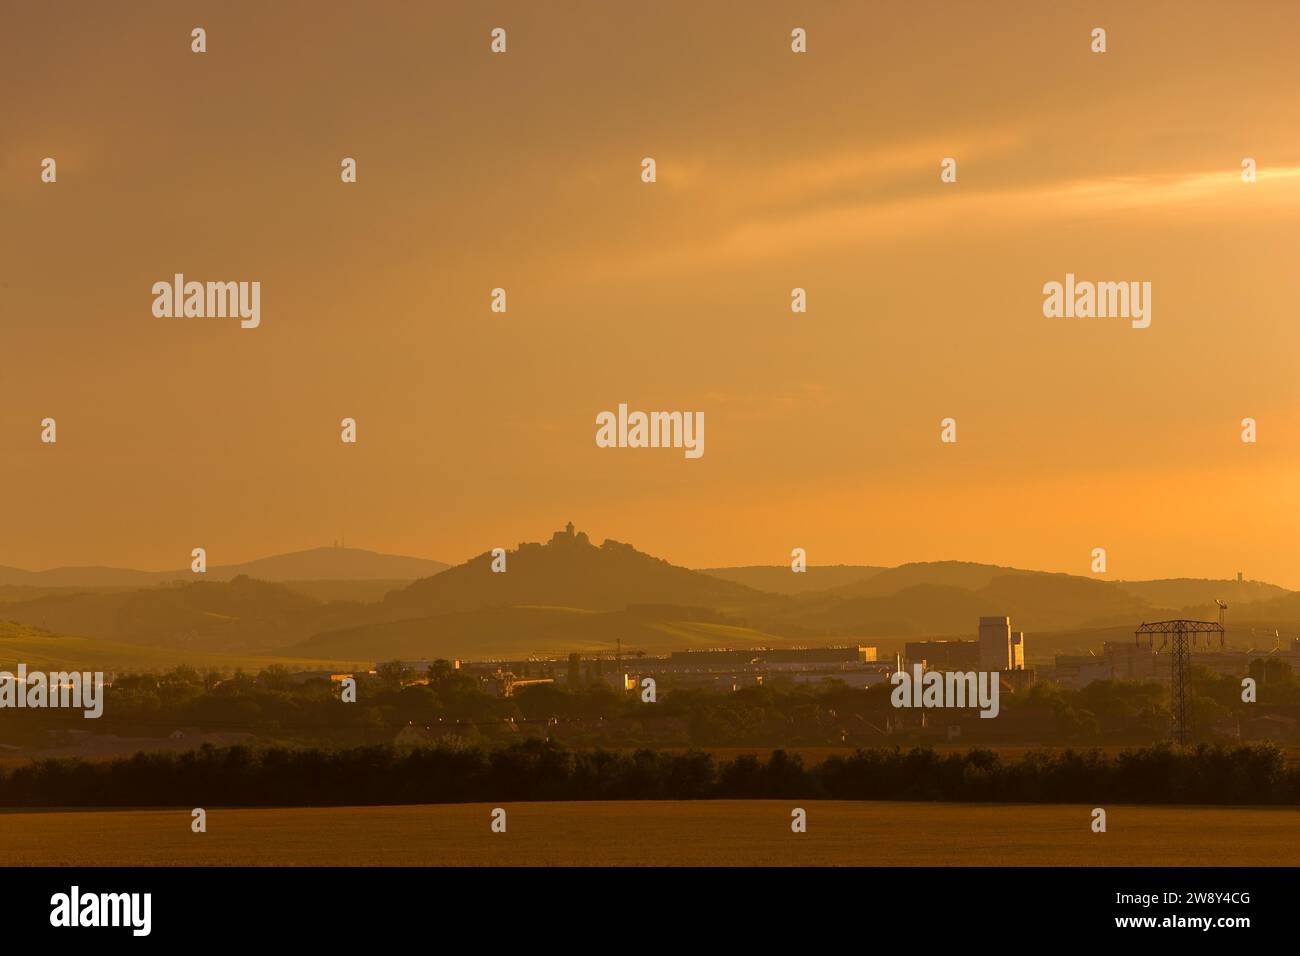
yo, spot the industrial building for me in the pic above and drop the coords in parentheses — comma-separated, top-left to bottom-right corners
(979, 616, 1014, 671)
(667, 646, 875, 667)
(1050, 639, 1300, 691)
(1104, 642, 1158, 681)
(1051, 653, 1111, 690)
(653, 646, 889, 690)
(908, 618, 1027, 677)
(903, 639, 980, 672)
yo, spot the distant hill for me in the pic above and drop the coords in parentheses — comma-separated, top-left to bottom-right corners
(0, 576, 373, 653)
(758, 567, 1163, 637)
(760, 563, 1296, 638)
(1113, 578, 1290, 610)
(1, 529, 779, 659)
(213, 547, 448, 582)
(379, 525, 774, 619)
(976, 573, 1158, 630)
(0, 547, 448, 588)
(698, 565, 886, 595)
(1218, 590, 1300, 627)
(288, 605, 801, 662)
(5, 531, 1298, 665)
(767, 583, 990, 637)
(0, 619, 364, 673)
(813, 561, 1048, 600)
(0, 565, 160, 588)
(278, 579, 415, 604)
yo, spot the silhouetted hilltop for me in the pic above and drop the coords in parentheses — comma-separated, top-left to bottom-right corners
(5, 530, 1298, 661)
(382, 523, 771, 616)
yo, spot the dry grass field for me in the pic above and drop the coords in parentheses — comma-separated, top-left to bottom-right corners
(2, 800, 1297, 866)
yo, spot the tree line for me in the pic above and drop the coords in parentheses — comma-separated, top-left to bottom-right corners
(1, 739, 1296, 807)
(4, 657, 1295, 749)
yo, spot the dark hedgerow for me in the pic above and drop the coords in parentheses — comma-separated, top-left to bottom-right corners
(0, 739, 1296, 808)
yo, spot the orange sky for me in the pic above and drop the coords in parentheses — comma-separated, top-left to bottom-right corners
(3, 1, 1300, 584)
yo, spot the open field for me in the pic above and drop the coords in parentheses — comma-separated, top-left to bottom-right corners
(2, 800, 1297, 866)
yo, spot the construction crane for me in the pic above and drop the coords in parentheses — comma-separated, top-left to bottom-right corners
(1135, 619, 1225, 746)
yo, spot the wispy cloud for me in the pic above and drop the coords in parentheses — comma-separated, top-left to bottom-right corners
(577, 158, 1300, 280)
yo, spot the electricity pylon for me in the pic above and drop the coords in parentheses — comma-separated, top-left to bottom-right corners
(1135, 619, 1225, 746)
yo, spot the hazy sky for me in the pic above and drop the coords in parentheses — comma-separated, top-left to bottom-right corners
(3, 1, 1299, 584)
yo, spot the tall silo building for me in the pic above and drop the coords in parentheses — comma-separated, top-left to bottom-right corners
(979, 616, 1013, 671)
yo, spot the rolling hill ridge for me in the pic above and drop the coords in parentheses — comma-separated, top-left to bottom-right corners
(0, 546, 448, 588)
(2, 525, 1296, 665)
